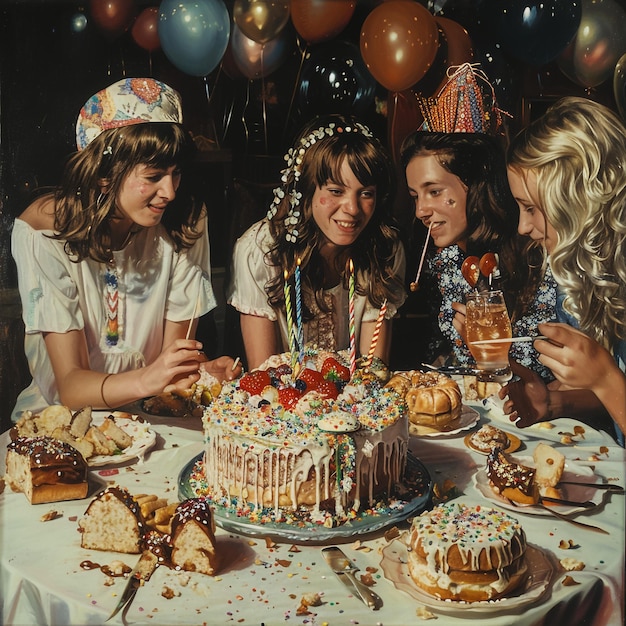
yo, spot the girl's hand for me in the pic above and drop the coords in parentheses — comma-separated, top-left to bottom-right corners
(499, 359, 551, 428)
(200, 356, 243, 382)
(451, 302, 467, 342)
(142, 338, 207, 395)
(536, 322, 619, 391)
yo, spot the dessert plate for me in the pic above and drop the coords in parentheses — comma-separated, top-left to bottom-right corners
(410, 405, 479, 438)
(178, 452, 433, 543)
(88, 414, 156, 467)
(464, 430, 522, 455)
(380, 538, 553, 617)
(473, 455, 599, 516)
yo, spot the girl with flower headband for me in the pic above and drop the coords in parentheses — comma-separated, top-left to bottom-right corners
(228, 113, 406, 369)
(504, 97, 626, 444)
(10, 78, 240, 421)
(400, 131, 557, 379)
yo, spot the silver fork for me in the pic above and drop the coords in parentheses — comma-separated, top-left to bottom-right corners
(506, 498, 609, 535)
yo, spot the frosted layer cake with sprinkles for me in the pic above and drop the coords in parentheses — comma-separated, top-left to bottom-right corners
(198, 348, 409, 526)
(407, 501, 528, 603)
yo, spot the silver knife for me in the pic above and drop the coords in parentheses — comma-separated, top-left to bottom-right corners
(322, 546, 382, 610)
(106, 550, 159, 622)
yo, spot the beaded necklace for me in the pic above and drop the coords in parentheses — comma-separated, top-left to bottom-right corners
(102, 229, 135, 348)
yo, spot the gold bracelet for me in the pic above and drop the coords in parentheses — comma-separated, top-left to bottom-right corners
(100, 373, 113, 409)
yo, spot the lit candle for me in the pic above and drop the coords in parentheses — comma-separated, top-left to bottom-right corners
(284, 270, 297, 371)
(295, 258, 304, 364)
(349, 259, 356, 377)
(365, 298, 387, 368)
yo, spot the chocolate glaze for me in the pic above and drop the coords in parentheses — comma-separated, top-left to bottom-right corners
(8, 436, 87, 485)
(170, 498, 213, 535)
(487, 447, 535, 494)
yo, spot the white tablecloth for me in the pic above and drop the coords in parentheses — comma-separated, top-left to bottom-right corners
(1, 400, 624, 626)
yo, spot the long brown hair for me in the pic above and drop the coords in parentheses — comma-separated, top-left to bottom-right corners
(52, 123, 202, 263)
(265, 114, 404, 319)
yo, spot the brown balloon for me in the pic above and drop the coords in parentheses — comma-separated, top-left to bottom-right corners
(436, 17, 473, 68)
(387, 90, 424, 164)
(234, 0, 290, 45)
(360, 0, 439, 93)
(290, 0, 356, 44)
(131, 7, 160, 52)
(90, 0, 136, 38)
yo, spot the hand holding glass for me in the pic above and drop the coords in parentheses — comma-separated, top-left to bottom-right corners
(465, 290, 513, 382)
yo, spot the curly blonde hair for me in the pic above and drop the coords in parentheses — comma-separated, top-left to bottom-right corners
(507, 97, 626, 350)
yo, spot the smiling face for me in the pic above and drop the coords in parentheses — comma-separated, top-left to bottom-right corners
(507, 166, 557, 254)
(405, 154, 468, 249)
(114, 163, 181, 231)
(311, 158, 376, 251)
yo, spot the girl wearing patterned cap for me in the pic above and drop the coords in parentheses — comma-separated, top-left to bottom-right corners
(400, 64, 558, 380)
(228, 113, 406, 369)
(11, 78, 241, 420)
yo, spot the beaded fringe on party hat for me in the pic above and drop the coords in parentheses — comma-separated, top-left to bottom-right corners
(266, 121, 373, 243)
(76, 78, 183, 150)
(418, 63, 506, 135)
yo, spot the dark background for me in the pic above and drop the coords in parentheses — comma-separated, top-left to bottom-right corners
(0, 0, 623, 431)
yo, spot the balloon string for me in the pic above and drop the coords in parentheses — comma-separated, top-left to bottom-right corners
(221, 71, 235, 146)
(148, 51, 153, 77)
(389, 92, 399, 163)
(120, 39, 126, 78)
(261, 46, 268, 154)
(203, 75, 211, 105)
(209, 65, 223, 107)
(242, 80, 251, 153)
(203, 75, 220, 149)
(283, 39, 308, 142)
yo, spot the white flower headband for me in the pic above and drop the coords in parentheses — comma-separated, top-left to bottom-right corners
(267, 121, 373, 243)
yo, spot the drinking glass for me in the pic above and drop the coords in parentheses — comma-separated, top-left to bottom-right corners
(465, 290, 513, 383)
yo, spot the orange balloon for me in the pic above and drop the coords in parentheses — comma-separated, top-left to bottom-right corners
(360, 0, 439, 93)
(412, 16, 473, 96)
(436, 17, 473, 68)
(131, 7, 160, 52)
(290, 0, 356, 44)
(387, 90, 424, 164)
(90, 0, 135, 38)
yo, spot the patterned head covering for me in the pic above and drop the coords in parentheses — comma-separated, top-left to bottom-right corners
(418, 63, 506, 136)
(76, 78, 183, 150)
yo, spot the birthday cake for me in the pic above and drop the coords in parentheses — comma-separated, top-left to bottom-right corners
(200, 349, 408, 524)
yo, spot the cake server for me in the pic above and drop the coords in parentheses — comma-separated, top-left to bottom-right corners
(106, 550, 159, 622)
(322, 546, 382, 610)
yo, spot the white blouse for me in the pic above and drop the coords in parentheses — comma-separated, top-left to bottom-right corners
(227, 220, 406, 354)
(11, 217, 216, 420)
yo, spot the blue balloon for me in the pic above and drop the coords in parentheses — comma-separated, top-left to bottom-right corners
(159, 0, 230, 77)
